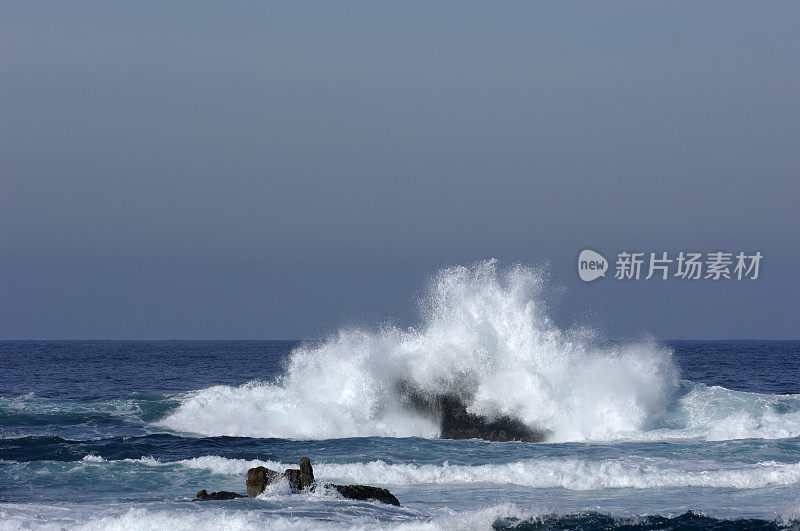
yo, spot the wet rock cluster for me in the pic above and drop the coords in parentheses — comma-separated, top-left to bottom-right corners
(196, 457, 400, 506)
(247, 457, 400, 506)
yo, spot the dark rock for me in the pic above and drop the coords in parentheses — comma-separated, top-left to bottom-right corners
(328, 484, 400, 506)
(439, 395, 543, 442)
(195, 489, 245, 501)
(246, 466, 278, 498)
(246, 466, 279, 498)
(284, 468, 302, 491)
(397, 380, 547, 443)
(299, 456, 315, 488)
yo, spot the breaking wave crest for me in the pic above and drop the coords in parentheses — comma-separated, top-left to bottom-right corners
(69, 453, 800, 490)
(157, 261, 800, 442)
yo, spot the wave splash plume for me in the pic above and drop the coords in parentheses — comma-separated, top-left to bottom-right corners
(159, 260, 681, 441)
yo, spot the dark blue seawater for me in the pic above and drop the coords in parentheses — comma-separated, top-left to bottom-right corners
(2, 340, 800, 529)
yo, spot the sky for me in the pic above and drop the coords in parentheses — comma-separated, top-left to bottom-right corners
(1, 1, 798, 340)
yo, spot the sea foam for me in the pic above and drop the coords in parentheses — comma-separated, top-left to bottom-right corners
(164, 454, 800, 491)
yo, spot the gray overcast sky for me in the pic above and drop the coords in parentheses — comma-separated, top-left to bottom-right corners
(1, 1, 798, 339)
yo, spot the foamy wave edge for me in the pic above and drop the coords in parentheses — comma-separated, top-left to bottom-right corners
(77, 454, 800, 491)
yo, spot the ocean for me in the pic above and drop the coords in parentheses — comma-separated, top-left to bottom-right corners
(1, 265, 799, 529)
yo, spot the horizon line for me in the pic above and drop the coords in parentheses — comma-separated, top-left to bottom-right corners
(1, 337, 798, 342)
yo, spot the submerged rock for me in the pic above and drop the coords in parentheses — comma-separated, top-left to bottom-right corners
(195, 489, 245, 501)
(327, 484, 400, 506)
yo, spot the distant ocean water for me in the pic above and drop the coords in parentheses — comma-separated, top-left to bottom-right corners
(2, 264, 800, 530)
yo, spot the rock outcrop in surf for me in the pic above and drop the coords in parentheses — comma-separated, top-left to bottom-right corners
(246, 458, 400, 506)
(246, 465, 281, 497)
(397, 380, 547, 442)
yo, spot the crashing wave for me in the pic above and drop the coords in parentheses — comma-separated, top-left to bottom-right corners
(158, 260, 799, 442)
